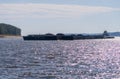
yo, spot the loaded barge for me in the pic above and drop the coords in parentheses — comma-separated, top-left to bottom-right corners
(23, 31, 114, 40)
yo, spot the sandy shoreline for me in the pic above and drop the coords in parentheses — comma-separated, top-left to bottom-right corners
(0, 35, 22, 38)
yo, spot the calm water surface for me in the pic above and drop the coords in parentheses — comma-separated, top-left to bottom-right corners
(0, 38, 120, 79)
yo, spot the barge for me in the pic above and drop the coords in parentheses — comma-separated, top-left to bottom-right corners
(23, 31, 114, 40)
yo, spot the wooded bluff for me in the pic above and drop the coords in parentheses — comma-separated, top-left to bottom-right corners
(0, 23, 21, 36)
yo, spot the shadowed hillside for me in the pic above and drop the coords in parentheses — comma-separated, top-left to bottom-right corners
(0, 23, 21, 36)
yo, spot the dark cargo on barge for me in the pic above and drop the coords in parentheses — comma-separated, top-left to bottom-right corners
(23, 31, 114, 40)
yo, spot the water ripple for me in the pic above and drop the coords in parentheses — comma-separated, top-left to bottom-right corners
(0, 39, 120, 79)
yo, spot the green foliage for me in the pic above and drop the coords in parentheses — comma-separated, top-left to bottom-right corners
(0, 23, 21, 35)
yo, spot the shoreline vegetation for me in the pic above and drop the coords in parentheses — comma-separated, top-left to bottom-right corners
(0, 23, 21, 38)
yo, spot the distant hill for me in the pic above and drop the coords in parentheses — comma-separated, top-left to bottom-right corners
(74, 31, 120, 37)
(81, 31, 120, 37)
(0, 23, 21, 36)
(108, 32, 120, 37)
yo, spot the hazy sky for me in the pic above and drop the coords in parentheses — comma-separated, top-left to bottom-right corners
(0, 0, 120, 35)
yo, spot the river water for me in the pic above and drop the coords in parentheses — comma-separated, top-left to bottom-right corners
(0, 38, 120, 79)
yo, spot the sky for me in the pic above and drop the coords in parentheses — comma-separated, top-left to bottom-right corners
(0, 0, 120, 35)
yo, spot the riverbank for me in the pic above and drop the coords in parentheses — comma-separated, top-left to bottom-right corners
(0, 35, 22, 38)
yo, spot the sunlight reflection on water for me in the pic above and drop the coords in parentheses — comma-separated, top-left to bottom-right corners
(0, 38, 120, 79)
